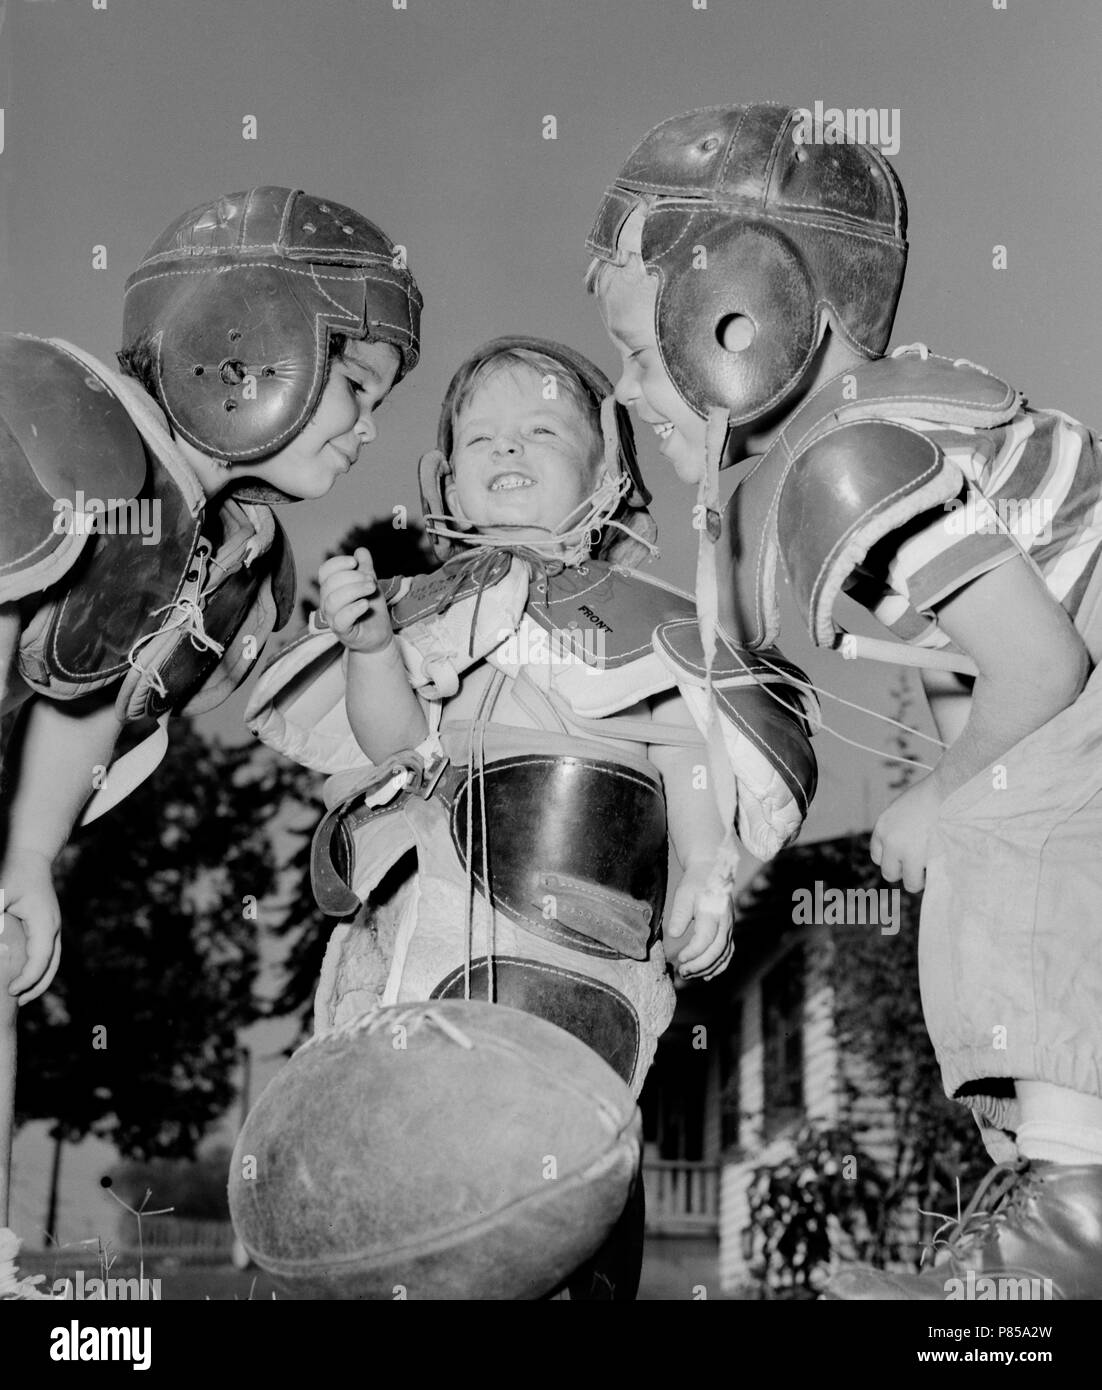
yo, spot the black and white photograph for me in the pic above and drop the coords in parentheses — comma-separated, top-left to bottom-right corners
(0, 0, 1098, 1359)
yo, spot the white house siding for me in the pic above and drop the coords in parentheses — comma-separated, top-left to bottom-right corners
(716, 925, 840, 1292)
(802, 928, 839, 1128)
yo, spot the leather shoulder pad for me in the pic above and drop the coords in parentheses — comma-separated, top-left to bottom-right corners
(782, 349, 1020, 454)
(0, 335, 149, 501)
(654, 616, 811, 691)
(779, 419, 963, 646)
(269, 518, 297, 631)
(653, 618, 819, 845)
(385, 554, 513, 630)
(0, 335, 150, 597)
(529, 562, 695, 670)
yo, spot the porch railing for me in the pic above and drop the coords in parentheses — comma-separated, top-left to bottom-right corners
(642, 1160, 719, 1235)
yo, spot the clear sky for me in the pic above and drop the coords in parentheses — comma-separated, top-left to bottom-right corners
(2, 0, 1101, 846)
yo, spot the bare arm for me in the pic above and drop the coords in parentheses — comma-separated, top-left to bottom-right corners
(872, 555, 1090, 891)
(318, 548, 427, 764)
(5, 695, 123, 859)
(2, 695, 123, 998)
(648, 690, 734, 980)
(647, 692, 722, 867)
(926, 555, 1089, 795)
(345, 643, 428, 763)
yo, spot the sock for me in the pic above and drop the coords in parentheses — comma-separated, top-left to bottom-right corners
(1016, 1120, 1102, 1166)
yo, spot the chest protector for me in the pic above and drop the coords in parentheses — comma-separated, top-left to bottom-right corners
(718, 348, 1022, 650)
(3, 336, 295, 721)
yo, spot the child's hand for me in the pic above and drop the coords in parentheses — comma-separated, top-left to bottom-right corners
(1, 847, 62, 1004)
(318, 548, 394, 655)
(870, 776, 943, 894)
(666, 860, 735, 981)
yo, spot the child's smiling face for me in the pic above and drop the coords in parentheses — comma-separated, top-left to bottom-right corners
(596, 267, 709, 485)
(244, 339, 401, 499)
(447, 364, 604, 541)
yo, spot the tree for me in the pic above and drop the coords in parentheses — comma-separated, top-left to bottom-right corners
(12, 717, 295, 1231)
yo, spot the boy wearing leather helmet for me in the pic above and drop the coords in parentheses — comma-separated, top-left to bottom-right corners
(0, 187, 421, 1226)
(588, 103, 1102, 1298)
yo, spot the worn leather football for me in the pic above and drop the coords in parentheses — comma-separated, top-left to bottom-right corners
(228, 1000, 642, 1299)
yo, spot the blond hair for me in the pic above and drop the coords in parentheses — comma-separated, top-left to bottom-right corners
(449, 347, 603, 466)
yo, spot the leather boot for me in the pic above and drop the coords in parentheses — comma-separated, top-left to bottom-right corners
(822, 1159, 1102, 1300)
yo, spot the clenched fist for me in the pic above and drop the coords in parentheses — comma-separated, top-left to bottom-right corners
(317, 548, 395, 654)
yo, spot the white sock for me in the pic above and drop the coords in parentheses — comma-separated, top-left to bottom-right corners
(1016, 1120, 1102, 1166)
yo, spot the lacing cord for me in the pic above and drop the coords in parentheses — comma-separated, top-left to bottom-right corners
(698, 365, 985, 772)
(719, 639, 949, 773)
(419, 416, 662, 666)
(696, 406, 742, 895)
(123, 538, 226, 698)
(124, 595, 226, 699)
(463, 667, 504, 1003)
(425, 392, 659, 571)
(423, 468, 650, 573)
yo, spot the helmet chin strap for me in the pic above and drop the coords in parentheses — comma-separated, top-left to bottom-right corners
(693, 404, 742, 899)
(695, 405, 731, 654)
(423, 470, 634, 568)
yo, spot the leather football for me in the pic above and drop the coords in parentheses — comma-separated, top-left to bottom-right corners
(228, 1000, 641, 1299)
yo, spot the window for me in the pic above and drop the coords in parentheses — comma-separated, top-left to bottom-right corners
(639, 1035, 708, 1161)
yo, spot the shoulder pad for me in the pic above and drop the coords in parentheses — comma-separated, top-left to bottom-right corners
(528, 561, 695, 670)
(653, 618, 818, 856)
(269, 518, 297, 632)
(654, 617, 813, 694)
(387, 558, 696, 671)
(779, 419, 963, 646)
(0, 335, 149, 599)
(781, 349, 1021, 454)
(385, 553, 514, 629)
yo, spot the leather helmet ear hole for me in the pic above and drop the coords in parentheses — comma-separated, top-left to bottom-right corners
(717, 313, 756, 353)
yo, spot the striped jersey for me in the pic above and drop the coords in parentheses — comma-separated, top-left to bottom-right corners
(844, 403, 1102, 651)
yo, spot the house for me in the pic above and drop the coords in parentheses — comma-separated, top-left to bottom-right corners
(640, 832, 937, 1297)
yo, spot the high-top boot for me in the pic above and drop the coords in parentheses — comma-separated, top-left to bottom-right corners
(823, 1159, 1102, 1300)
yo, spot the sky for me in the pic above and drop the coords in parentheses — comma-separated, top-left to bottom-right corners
(4, 0, 1101, 1246)
(3, 0, 1101, 845)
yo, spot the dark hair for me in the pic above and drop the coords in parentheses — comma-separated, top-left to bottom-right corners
(115, 333, 161, 399)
